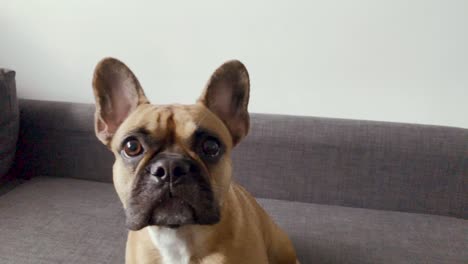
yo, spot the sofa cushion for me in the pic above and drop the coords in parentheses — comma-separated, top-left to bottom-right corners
(0, 177, 466, 264)
(258, 199, 468, 264)
(0, 69, 19, 179)
(0, 177, 126, 264)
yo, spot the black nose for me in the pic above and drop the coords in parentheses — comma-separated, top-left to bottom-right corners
(149, 157, 191, 183)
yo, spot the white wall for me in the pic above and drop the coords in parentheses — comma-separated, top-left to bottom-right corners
(1, 0, 467, 128)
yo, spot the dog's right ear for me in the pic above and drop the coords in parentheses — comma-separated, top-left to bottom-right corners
(92, 58, 149, 146)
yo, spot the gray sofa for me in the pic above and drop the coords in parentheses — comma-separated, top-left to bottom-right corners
(1, 77, 467, 263)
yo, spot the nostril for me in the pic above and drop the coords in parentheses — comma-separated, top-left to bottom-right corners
(173, 166, 187, 177)
(154, 167, 165, 178)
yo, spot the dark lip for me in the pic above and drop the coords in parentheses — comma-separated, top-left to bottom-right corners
(157, 194, 196, 215)
(148, 196, 197, 226)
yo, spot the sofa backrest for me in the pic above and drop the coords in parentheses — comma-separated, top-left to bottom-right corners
(232, 114, 467, 219)
(15, 100, 468, 219)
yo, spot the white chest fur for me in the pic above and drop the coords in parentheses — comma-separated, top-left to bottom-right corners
(148, 227, 191, 264)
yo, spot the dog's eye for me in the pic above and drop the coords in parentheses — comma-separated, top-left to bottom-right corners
(123, 139, 143, 157)
(202, 138, 220, 157)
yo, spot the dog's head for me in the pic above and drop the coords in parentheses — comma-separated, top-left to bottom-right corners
(92, 58, 249, 230)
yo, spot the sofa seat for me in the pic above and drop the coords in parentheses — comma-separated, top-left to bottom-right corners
(0, 177, 466, 264)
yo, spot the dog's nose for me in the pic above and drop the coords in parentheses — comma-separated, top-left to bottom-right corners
(150, 158, 191, 183)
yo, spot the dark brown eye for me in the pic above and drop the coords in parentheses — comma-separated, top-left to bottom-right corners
(202, 138, 220, 157)
(123, 139, 143, 157)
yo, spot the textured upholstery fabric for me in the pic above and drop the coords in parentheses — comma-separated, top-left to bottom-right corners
(15, 100, 468, 218)
(0, 177, 466, 264)
(0, 69, 18, 179)
(258, 199, 468, 264)
(16, 100, 113, 182)
(0, 177, 126, 264)
(233, 114, 468, 219)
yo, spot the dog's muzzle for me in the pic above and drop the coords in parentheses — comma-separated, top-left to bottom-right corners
(124, 153, 220, 230)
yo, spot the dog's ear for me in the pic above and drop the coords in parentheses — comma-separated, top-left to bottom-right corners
(92, 57, 149, 145)
(198, 60, 250, 146)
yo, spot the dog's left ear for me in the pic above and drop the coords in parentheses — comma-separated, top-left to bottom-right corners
(198, 60, 250, 146)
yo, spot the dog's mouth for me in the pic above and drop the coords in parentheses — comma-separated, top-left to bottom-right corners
(153, 197, 192, 229)
(124, 175, 220, 231)
(148, 194, 196, 228)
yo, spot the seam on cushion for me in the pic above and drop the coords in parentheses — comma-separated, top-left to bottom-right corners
(0, 179, 22, 197)
(256, 197, 468, 220)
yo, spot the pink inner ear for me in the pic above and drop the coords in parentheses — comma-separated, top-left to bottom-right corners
(103, 77, 139, 133)
(210, 82, 234, 117)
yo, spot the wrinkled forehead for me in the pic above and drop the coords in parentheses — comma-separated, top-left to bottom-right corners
(112, 103, 232, 149)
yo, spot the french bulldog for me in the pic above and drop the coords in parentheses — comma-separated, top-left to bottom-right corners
(92, 57, 299, 264)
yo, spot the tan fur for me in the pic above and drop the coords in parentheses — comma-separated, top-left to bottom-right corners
(92, 58, 299, 263)
(112, 105, 297, 263)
